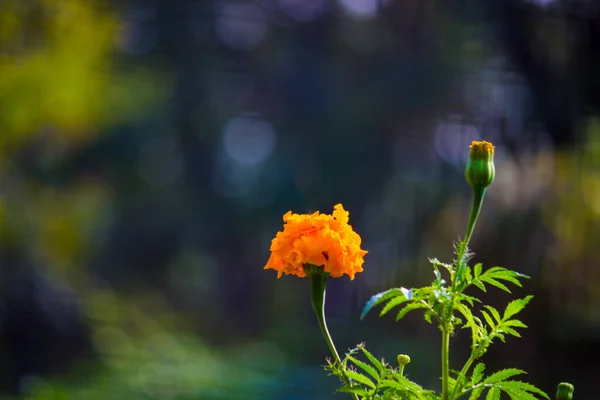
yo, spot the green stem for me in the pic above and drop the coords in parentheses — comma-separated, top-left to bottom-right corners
(441, 328, 450, 400)
(455, 186, 486, 288)
(464, 187, 486, 246)
(308, 267, 359, 400)
(451, 354, 477, 398)
(309, 271, 342, 362)
(446, 187, 488, 399)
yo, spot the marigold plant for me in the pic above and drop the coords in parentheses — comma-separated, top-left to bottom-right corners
(264, 141, 573, 400)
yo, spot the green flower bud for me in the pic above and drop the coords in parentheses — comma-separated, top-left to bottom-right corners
(465, 141, 495, 189)
(556, 382, 574, 400)
(397, 354, 411, 367)
(397, 354, 410, 376)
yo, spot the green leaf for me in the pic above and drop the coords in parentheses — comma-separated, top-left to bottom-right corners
(361, 288, 407, 320)
(462, 266, 473, 284)
(360, 346, 384, 375)
(471, 363, 486, 385)
(347, 355, 379, 382)
(469, 386, 485, 400)
(460, 294, 481, 307)
(503, 296, 533, 320)
(380, 294, 410, 317)
(424, 311, 434, 324)
(379, 379, 410, 391)
(473, 280, 487, 292)
(494, 380, 550, 399)
(481, 310, 496, 329)
(484, 306, 502, 323)
(345, 369, 376, 389)
(486, 387, 501, 400)
(396, 302, 427, 321)
(480, 277, 512, 293)
(503, 319, 528, 329)
(474, 263, 482, 278)
(337, 385, 370, 397)
(483, 368, 526, 384)
(486, 267, 528, 286)
(505, 390, 538, 400)
(501, 327, 522, 338)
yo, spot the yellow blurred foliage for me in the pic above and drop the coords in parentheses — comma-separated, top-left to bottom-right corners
(0, 0, 166, 152)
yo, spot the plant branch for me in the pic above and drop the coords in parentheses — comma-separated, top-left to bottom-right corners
(441, 327, 450, 400)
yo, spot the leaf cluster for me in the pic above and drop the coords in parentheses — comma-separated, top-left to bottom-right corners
(325, 343, 436, 400)
(460, 365, 549, 400)
(353, 240, 549, 400)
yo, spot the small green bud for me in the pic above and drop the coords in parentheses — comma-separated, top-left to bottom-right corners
(397, 354, 410, 376)
(397, 354, 410, 367)
(556, 382, 574, 400)
(465, 140, 495, 189)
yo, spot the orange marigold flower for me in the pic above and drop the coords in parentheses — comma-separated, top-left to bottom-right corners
(264, 204, 367, 280)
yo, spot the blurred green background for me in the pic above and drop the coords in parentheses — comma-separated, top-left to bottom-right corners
(1, 0, 600, 398)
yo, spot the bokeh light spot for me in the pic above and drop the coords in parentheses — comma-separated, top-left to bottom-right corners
(434, 117, 481, 167)
(277, 0, 326, 22)
(215, 2, 268, 50)
(337, 0, 379, 20)
(222, 115, 276, 166)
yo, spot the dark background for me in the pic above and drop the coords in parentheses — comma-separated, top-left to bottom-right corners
(1, 0, 599, 398)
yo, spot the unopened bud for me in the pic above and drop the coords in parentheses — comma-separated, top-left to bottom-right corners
(556, 382, 574, 400)
(397, 354, 410, 376)
(465, 141, 495, 190)
(397, 354, 410, 366)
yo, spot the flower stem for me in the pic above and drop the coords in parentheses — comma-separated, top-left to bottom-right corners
(445, 187, 487, 399)
(464, 187, 486, 246)
(309, 271, 342, 362)
(441, 327, 450, 400)
(307, 266, 359, 400)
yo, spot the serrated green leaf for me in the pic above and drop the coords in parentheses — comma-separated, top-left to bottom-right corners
(380, 295, 410, 317)
(460, 294, 481, 307)
(483, 368, 526, 384)
(480, 277, 512, 293)
(347, 355, 379, 382)
(503, 319, 527, 329)
(360, 347, 384, 375)
(474, 263, 482, 278)
(501, 327, 522, 337)
(471, 363, 486, 385)
(484, 306, 502, 323)
(424, 311, 433, 324)
(337, 385, 370, 397)
(345, 369, 376, 389)
(361, 288, 407, 320)
(485, 267, 528, 287)
(473, 280, 487, 292)
(379, 379, 409, 391)
(503, 296, 533, 320)
(463, 266, 473, 283)
(469, 386, 485, 400)
(504, 389, 538, 400)
(481, 310, 496, 329)
(486, 387, 501, 400)
(495, 380, 550, 399)
(396, 302, 427, 321)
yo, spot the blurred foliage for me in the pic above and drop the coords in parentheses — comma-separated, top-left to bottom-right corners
(0, 0, 166, 151)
